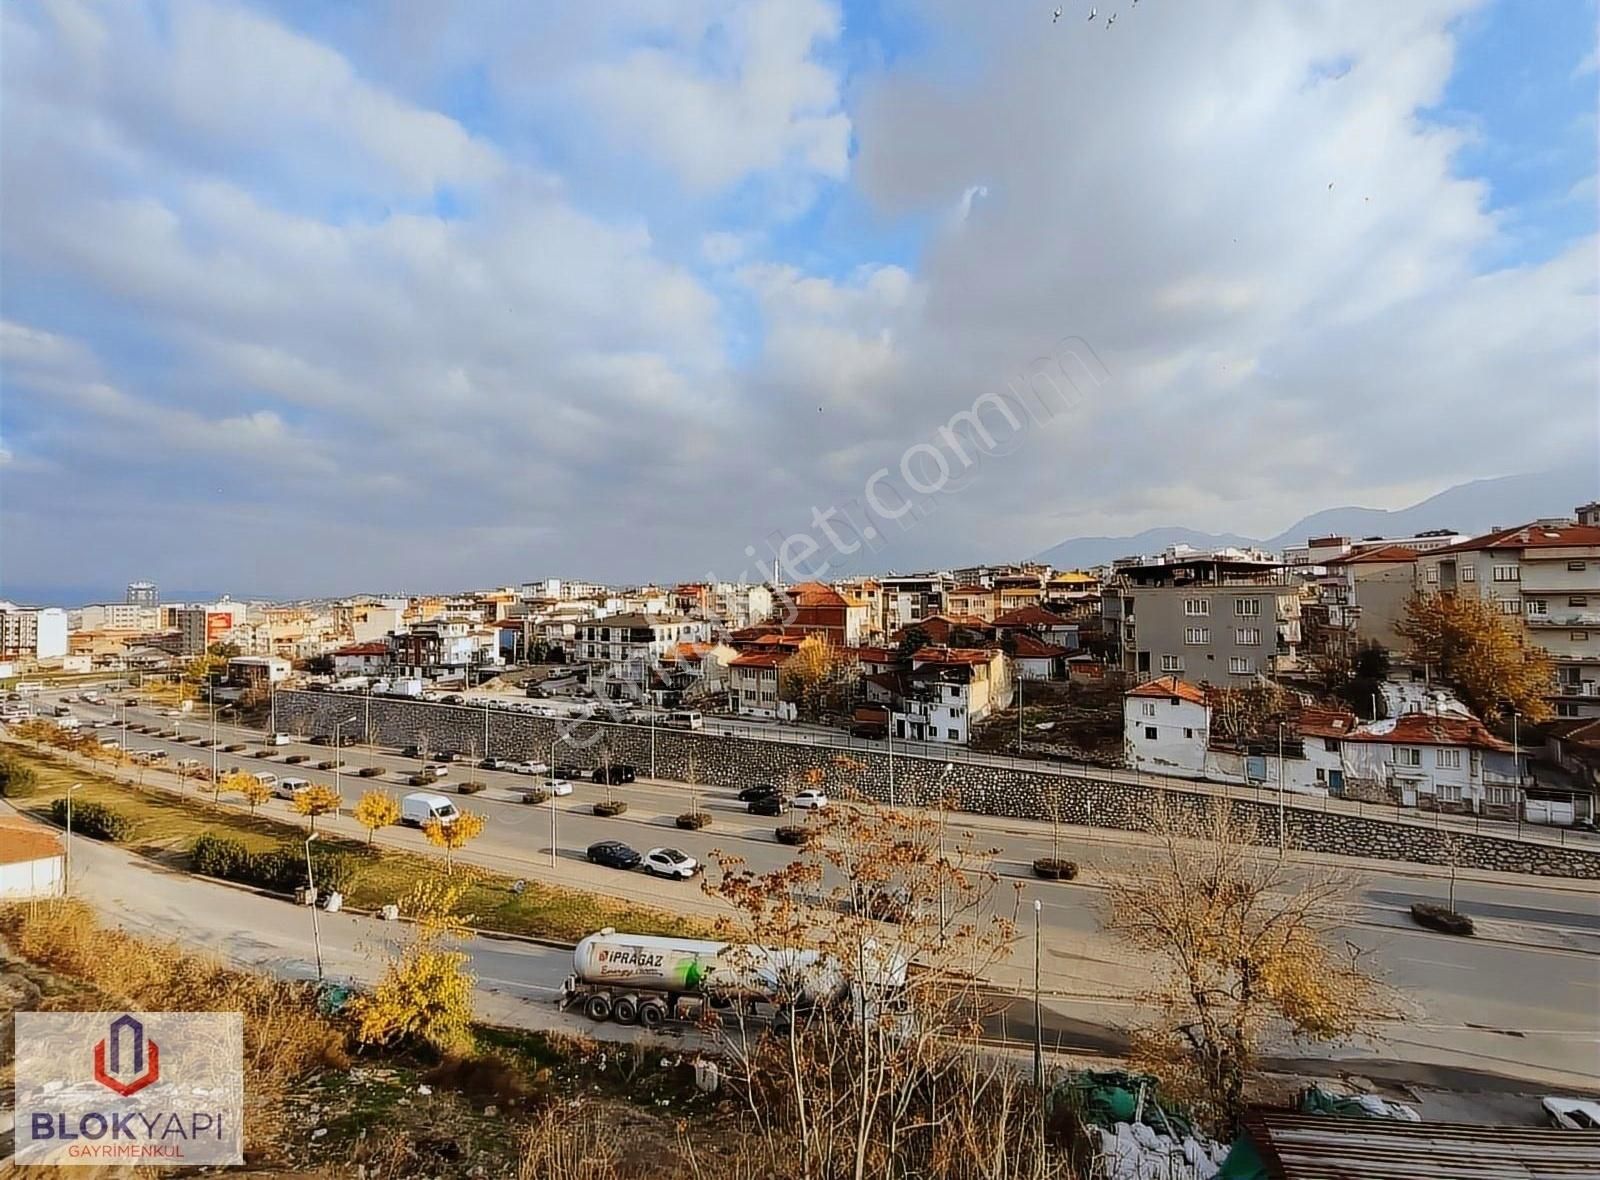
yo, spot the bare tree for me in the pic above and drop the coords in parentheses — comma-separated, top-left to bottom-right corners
(1103, 800, 1390, 1134)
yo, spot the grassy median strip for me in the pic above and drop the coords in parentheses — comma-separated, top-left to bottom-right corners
(8, 747, 712, 943)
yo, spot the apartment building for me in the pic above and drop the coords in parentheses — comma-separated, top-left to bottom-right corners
(1105, 554, 1303, 683)
(78, 603, 161, 633)
(1309, 544, 1419, 656)
(773, 582, 871, 646)
(878, 574, 952, 634)
(888, 646, 1013, 744)
(1416, 511, 1600, 720)
(0, 605, 69, 662)
(729, 649, 787, 719)
(126, 580, 159, 607)
(576, 613, 711, 700)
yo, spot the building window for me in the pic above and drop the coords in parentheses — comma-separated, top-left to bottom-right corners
(1141, 701, 1157, 717)
(1437, 783, 1462, 803)
(1526, 600, 1547, 616)
(1425, 567, 1439, 584)
(1558, 702, 1579, 717)
(1485, 786, 1518, 806)
(1315, 768, 1326, 783)
(1436, 748, 1461, 770)
(1144, 726, 1157, 741)
(1185, 627, 1210, 645)
(1184, 727, 1194, 739)
(1228, 657, 1252, 674)
(1574, 632, 1589, 642)
(1184, 599, 1210, 617)
(1396, 747, 1422, 767)
(1572, 596, 1590, 608)
(1492, 565, 1520, 582)
(1160, 655, 1183, 672)
(1570, 560, 1588, 572)
(1324, 738, 1340, 752)
(1497, 599, 1521, 615)
(1236, 627, 1261, 645)
(1460, 566, 1475, 582)
(1235, 598, 1261, 617)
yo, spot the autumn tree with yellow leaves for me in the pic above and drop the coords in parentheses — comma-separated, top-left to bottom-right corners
(234, 772, 273, 815)
(353, 789, 401, 845)
(350, 877, 476, 1054)
(780, 633, 842, 721)
(1397, 591, 1555, 722)
(292, 783, 342, 832)
(1104, 801, 1389, 1135)
(423, 808, 486, 874)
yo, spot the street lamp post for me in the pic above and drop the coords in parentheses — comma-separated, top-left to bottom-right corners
(1277, 721, 1286, 859)
(887, 724, 896, 808)
(65, 783, 83, 895)
(1032, 898, 1044, 1091)
(333, 715, 358, 802)
(304, 833, 324, 981)
(649, 693, 657, 781)
(209, 680, 219, 790)
(550, 733, 571, 868)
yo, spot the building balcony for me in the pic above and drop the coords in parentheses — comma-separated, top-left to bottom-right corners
(1525, 612, 1600, 628)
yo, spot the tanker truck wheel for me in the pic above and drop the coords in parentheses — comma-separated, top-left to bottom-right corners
(585, 993, 613, 1022)
(613, 994, 640, 1024)
(638, 999, 667, 1029)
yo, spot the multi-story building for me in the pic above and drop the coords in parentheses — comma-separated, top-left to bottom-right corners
(0, 605, 69, 662)
(78, 603, 161, 633)
(772, 582, 870, 647)
(175, 607, 210, 657)
(1309, 544, 1419, 657)
(832, 577, 883, 637)
(576, 613, 711, 700)
(1415, 510, 1600, 720)
(887, 646, 1013, 744)
(878, 574, 952, 634)
(1105, 554, 1303, 683)
(729, 649, 788, 718)
(125, 580, 159, 607)
(1341, 713, 1525, 817)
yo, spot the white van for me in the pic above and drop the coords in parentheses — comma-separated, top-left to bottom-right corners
(275, 777, 312, 799)
(664, 710, 703, 731)
(266, 733, 292, 746)
(255, 773, 279, 790)
(401, 792, 460, 827)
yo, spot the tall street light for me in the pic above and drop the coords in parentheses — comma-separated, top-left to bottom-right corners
(1032, 897, 1044, 1091)
(333, 715, 358, 803)
(209, 679, 219, 790)
(304, 832, 324, 981)
(550, 732, 572, 868)
(65, 782, 83, 895)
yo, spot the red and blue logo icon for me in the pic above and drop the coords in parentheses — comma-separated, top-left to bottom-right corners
(92, 1015, 160, 1097)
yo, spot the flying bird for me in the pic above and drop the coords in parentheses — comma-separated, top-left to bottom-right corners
(1087, 7, 1097, 20)
(1106, 12, 1116, 27)
(1053, 6, 1062, 21)
(1327, 182, 1334, 190)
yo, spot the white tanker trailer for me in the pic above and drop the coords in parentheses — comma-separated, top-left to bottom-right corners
(561, 928, 908, 1029)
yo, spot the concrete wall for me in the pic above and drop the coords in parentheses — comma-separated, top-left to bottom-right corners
(272, 690, 1600, 879)
(0, 854, 64, 899)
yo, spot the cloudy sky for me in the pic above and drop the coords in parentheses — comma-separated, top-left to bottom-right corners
(1, 0, 1595, 602)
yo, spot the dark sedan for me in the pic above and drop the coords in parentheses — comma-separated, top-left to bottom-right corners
(737, 784, 780, 802)
(586, 840, 642, 870)
(747, 795, 784, 817)
(592, 764, 637, 785)
(555, 764, 587, 781)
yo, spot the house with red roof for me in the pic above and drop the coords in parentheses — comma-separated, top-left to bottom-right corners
(1415, 509, 1600, 721)
(882, 646, 1014, 744)
(729, 649, 791, 719)
(1314, 544, 1420, 656)
(1341, 712, 1525, 816)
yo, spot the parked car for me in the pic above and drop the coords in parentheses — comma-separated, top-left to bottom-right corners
(401, 792, 460, 827)
(400, 744, 422, 758)
(480, 757, 512, 770)
(643, 847, 700, 880)
(747, 795, 784, 817)
(586, 840, 642, 870)
(421, 764, 449, 780)
(274, 777, 312, 800)
(434, 750, 459, 763)
(591, 764, 637, 785)
(791, 789, 828, 811)
(737, 784, 780, 802)
(266, 733, 291, 746)
(544, 778, 574, 797)
(1542, 1096, 1600, 1129)
(555, 764, 586, 781)
(510, 760, 550, 776)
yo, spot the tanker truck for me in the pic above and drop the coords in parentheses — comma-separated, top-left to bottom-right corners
(561, 928, 908, 1030)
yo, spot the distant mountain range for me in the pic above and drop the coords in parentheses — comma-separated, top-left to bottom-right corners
(1036, 464, 1597, 569)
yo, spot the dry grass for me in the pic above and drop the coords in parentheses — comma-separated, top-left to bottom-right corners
(0, 898, 349, 1168)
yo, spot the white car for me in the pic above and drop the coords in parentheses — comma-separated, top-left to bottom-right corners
(643, 847, 700, 880)
(161, 709, 183, 718)
(266, 733, 292, 746)
(1542, 1096, 1600, 1129)
(510, 760, 549, 776)
(544, 778, 574, 797)
(791, 789, 829, 810)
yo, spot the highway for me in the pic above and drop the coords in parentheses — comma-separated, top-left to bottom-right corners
(28, 693, 1600, 1086)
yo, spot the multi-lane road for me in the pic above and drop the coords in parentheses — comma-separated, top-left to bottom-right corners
(29, 693, 1600, 1087)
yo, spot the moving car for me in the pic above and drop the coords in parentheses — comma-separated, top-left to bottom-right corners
(791, 789, 828, 811)
(586, 840, 642, 870)
(591, 764, 637, 785)
(545, 778, 574, 796)
(274, 776, 312, 799)
(555, 764, 587, 781)
(643, 847, 700, 879)
(737, 784, 780, 802)
(421, 764, 449, 780)
(510, 760, 550, 776)
(402, 792, 460, 827)
(266, 733, 291, 746)
(747, 795, 784, 817)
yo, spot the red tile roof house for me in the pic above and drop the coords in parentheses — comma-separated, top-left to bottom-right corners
(728, 649, 790, 719)
(991, 605, 1081, 654)
(331, 641, 390, 677)
(1341, 712, 1526, 817)
(890, 647, 1015, 744)
(0, 814, 65, 899)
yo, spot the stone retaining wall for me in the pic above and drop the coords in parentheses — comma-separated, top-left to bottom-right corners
(273, 690, 1600, 879)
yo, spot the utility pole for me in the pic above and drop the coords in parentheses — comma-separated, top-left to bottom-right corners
(887, 724, 896, 808)
(1277, 721, 1286, 859)
(65, 783, 82, 895)
(333, 715, 357, 802)
(1032, 898, 1044, 1091)
(209, 679, 218, 790)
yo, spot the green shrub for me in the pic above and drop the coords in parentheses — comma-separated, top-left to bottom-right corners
(0, 752, 39, 798)
(244, 847, 302, 892)
(191, 833, 251, 879)
(49, 799, 135, 842)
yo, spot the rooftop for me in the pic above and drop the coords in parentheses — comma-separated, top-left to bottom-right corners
(1328, 544, 1419, 566)
(1352, 711, 1513, 752)
(730, 650, 790, 668)
(910, 646, 999, 667)
(1125, 675, 1208, 706)
(993, 605, 1072, 628)
(1432, 520, 1600, 555)
(0, 815, 64, 865)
